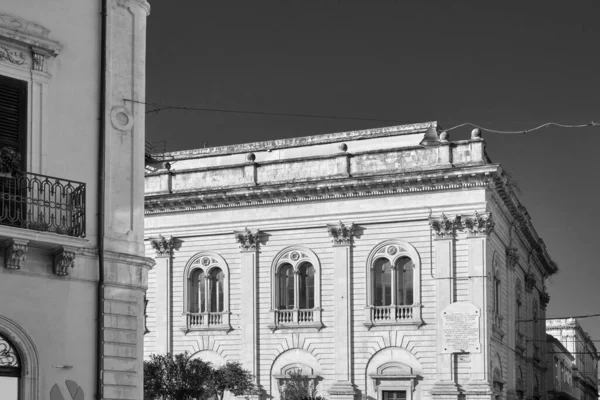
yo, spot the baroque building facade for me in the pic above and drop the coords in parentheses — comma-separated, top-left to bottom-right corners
(0, 1, 152, 399)
(144, 122, 558, 400)
(546, 319, 599, 400)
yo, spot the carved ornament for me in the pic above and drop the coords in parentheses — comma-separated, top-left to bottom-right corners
(150, 235, 174, 257)
(234, 227, 260, 251)
(461, 211, 494, 236)
(506, 247, 519, 270)
(524, 271, 536, 293)
(53, 247, 77, 276)
(4, 239, 28, 270)
(540, 288, 550, 310)
(327, 221, 354, 245)
(0, 46, 25, 65)
(430, 214, 459, 238)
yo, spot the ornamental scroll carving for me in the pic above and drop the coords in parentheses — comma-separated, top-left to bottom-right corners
(4, 239, 28, 269)
(150, 235, 174, 257)
(327, 221, 354, 245)
(430, 214, 459, 237)
(0, 46, 26, 65)
(234, 227, 260, 251)
(53, 247, 77, 276)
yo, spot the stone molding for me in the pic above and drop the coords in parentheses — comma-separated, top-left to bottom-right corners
(149, 234, 174, 257)
(4, 238, 28, 269)
(327, 221, 354, 246)
(53, 246, 78, 276)
(234, 227, 260, 251)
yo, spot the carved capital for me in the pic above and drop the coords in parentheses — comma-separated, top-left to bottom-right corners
(327, 221, 354, 246)
(506, 247, 520, 270)
(234, 227, 260, 251)
(4, 239, 28, 270)
(524, 271, 536, 293)
(430, 213, 459, 238)
(461, 211, 495, 236)
(53, 247, 77, 276)
(150, 235, 174, 257)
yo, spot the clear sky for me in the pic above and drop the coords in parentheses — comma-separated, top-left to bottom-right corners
(146, 1, 600, 343)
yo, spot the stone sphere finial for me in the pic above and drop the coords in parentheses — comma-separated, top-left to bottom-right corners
(339, 143, 348, 152)
(246, 152, 256, 162)
(439, 131, 449, 142)
(471, 128, 482, 139)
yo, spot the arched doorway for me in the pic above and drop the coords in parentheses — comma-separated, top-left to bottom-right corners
(0, 333, 21, 400)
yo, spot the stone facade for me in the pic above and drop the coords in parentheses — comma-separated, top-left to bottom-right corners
(546, 319, 599, 400)
(0, 1, 152, 399)
(144, 123, 558, 400)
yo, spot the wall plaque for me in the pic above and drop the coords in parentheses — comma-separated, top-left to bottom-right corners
(441, 302, 481, 353)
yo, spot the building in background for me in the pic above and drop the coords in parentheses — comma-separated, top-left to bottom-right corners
(144, 123, 558, 400)
(0, 1, 152, 399)
(547, 319, 599, 400)
(546, 334, 575, 400)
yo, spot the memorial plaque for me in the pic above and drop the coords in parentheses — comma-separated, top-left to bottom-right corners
(441, 302, 481, 354)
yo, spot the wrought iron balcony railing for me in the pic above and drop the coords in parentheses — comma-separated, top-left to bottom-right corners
(0, 171, 86, 238)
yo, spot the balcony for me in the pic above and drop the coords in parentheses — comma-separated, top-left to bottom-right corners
(269, 308, 323, 331)
(185, 311, 230, 332)
(0, 171, 85, 237)
(364, 304, 422, 328)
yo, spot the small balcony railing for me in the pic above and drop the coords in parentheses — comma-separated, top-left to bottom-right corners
(187, 311, 228, 328)
(370, 304, 416, 322)
(0, 171, 85, 237)
(269, 308, 323, 330)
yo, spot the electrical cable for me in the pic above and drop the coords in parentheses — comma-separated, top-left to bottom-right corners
(443, 121, 598, 135)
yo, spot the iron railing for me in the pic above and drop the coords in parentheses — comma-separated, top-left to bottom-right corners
(0, 171, 86, 237)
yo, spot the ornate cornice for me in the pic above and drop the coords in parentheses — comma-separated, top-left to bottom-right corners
(234, 227, 260, 251)
(327, 221, 354, 246)
(149, 235, 174, 257)
(0, 13, 62, 57)
(53, 247, 77, 276)
(4, 239, 28, 270)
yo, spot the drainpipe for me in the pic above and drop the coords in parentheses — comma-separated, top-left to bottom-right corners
(97, 0, 107, 399)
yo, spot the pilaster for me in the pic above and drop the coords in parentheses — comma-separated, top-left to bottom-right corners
(150, 234, 174, 355)
(430, 214, 460, 399)
(235, 228, 260, 389)
(327, 221, 357, 400)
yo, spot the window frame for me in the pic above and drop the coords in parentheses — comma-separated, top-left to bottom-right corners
(365, 240, 422, 327)
(269, 246, 322, 331)
(183, 252, 231, 332)
(0, 315, 38, 400)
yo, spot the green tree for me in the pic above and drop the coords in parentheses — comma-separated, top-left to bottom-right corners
(280, 371, 316, 400)
(207, 361, 256, 400)
(144, 353, 212, 400)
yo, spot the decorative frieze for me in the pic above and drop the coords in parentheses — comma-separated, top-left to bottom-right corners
(4, 239, 28, 270)
(461, 211, 494, 236)
(506, 247, 519, 270)
(234, 227, 260, 251)
(0, 45, 26, 65)
(149, 235, 174, 257)
(53, 247, 77, 276)
(327, 221, 354, 246)
(430, 214, 459, 237)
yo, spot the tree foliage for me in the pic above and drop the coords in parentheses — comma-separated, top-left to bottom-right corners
(144, 353, 254, 400)
(280, 371, 316, 400)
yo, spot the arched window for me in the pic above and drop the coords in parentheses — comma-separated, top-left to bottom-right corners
(270, 247, 322, 329)
(0, 334, 20, 400)
(184, 252, 230, 331)
(365, 240, 421, 326)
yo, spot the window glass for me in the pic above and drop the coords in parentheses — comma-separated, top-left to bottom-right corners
(210, 268, 224, 312)
(0, 334, 20, 400)
(373, 258, 392, 306)
(382, 391, 406, 400)
(298, 263, 314, 309)
(190, 269, 205, 313)
(396, 257, 413, 305)
(279, 264, 294, 309)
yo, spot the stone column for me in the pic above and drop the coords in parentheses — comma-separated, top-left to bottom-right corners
(430, 214, 460, 399)
(327, 221, 357, 400)
(234, 228, 261, 397)
(463, 212, 495, 399)
(150, 235, 174, 355)
(505, 246, 520, 400)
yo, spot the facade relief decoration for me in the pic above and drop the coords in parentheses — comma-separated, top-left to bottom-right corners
(327, 220, 354, 245)
(461, 211, 494, 236)
(53, 247, 77, 276)
(540, 287, 550, 310)
(506, 247, 519, 270)
(4, 239, 28, 269)
(234, 227, 260, 251)
(430, 213, 458, 237)
(524, 270, 536, 293)
(0, 45, 25, 65)
(150, 234, 174, 257)
(430, 211, 494, 238)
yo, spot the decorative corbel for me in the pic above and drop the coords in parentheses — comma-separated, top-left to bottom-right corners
(4, 239, 28, 269)
(524, 270, 536, 293)
(31, 49, 45, 71)
(149, 235, 174, 257)
(234, 227, 260, 251)
(540, 287, 550, 310)
(327, 221, 354, 246)
(462, 211, 495, 236)
(430, 213, 459, 238)
(53, 246, 78, 276)
(506, 247, 520, 270)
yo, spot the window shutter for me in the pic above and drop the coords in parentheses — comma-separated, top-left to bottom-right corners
(0, 75, 27, 169)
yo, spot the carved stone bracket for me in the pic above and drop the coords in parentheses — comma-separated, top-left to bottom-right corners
(234, 227, 260, 251)
(461, 211, 494, 236)
(506, 247, 520, 270)
(524, 271, 536, 293)
(53, 246, 77, 276)
(4, 239, 28, 269)
(150, 235, 174, 257)
(430, 214, 459, 238)
(540, 288, 550, 310)
(31, 50, 44, 71)
(327, 221, 354, 246)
